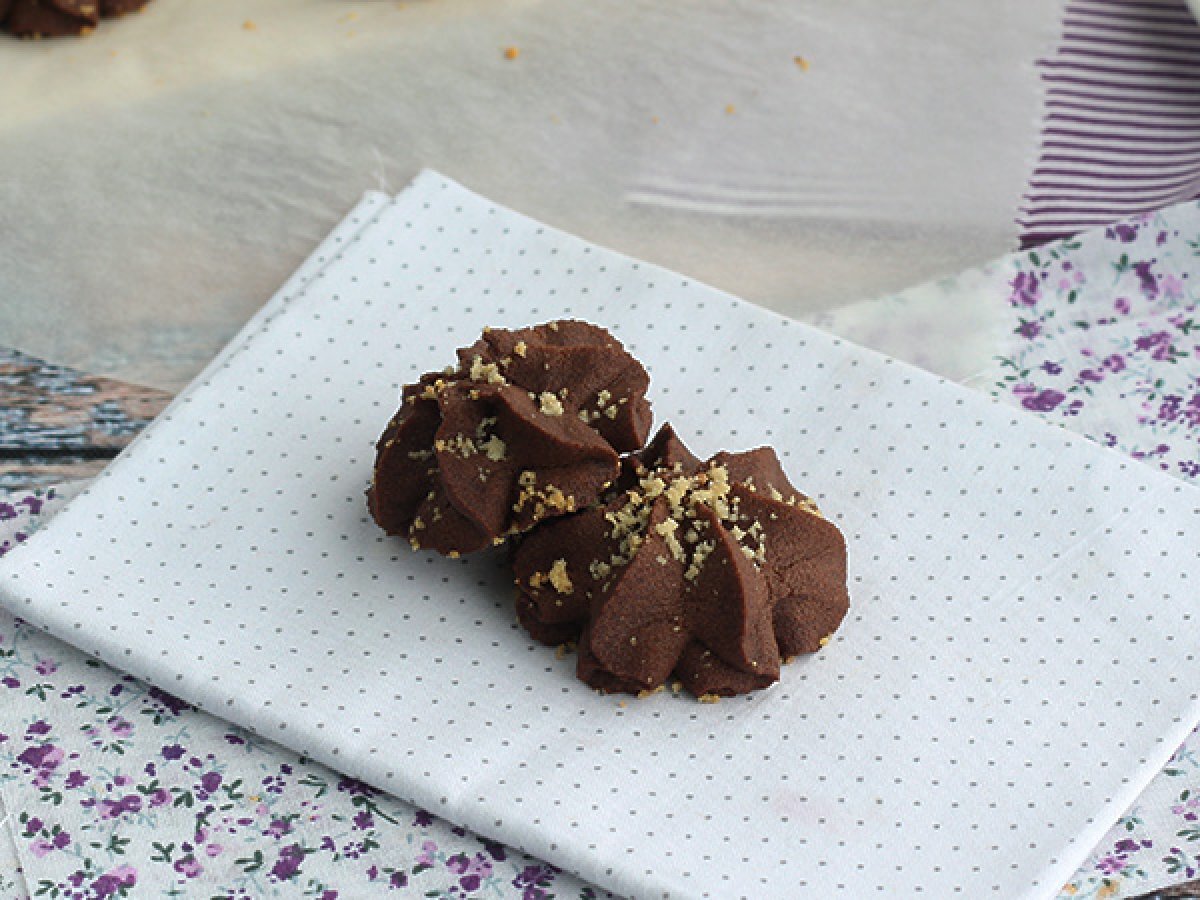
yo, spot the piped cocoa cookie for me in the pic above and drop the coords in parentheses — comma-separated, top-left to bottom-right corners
(368, 320, 652, 555)
(3, 0, 150, 37)
(513, 424, 849, 699)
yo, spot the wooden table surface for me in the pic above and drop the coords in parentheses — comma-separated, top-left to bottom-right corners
(1, 346, 171, 492)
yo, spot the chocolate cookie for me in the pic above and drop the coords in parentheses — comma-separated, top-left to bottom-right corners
(3, 0, 150, 37)
(100, 0, 150, 14)
(368, 321, 652, 556)
(513, 424, 849, 699)
(5, 0, 97, 37)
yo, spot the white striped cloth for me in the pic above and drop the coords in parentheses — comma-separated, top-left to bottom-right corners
(1020, 0, 1200, 247)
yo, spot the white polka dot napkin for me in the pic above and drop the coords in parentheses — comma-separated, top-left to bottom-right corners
(3, 171, 1200, 899)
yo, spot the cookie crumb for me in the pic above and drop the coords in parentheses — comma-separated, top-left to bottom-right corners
(794, 55, 810, 71)
(698, 693, 721, 704)
(547, 559, 573, 595)
(481, 435, 507, 462)
(504, 46, 520, 60)
(469, 356, 506, 385)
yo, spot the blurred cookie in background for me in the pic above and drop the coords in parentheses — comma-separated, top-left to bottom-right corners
(3, 0, 152, 39)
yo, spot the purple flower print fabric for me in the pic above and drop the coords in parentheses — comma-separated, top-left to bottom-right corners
(995, 209, 1200, 484)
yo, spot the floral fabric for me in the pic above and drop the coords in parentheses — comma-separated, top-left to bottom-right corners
(0, 493, 606, 899)
(995, 210, 1200, 482)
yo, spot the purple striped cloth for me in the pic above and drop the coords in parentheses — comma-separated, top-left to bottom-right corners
(1019, 0, 1200, 248)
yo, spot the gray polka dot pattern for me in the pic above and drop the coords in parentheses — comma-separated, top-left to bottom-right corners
(3, 172, 1200, 899)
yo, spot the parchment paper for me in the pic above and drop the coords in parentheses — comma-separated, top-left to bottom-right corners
(0, 0, 1059, 389)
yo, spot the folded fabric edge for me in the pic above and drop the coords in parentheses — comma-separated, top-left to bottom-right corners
(1040, 701, 1200, 899)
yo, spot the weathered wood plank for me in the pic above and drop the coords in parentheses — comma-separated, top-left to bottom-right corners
(0, 460, 119, 492)
(0, 347, 173, 492)
(1128, 880, 1200, 899)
